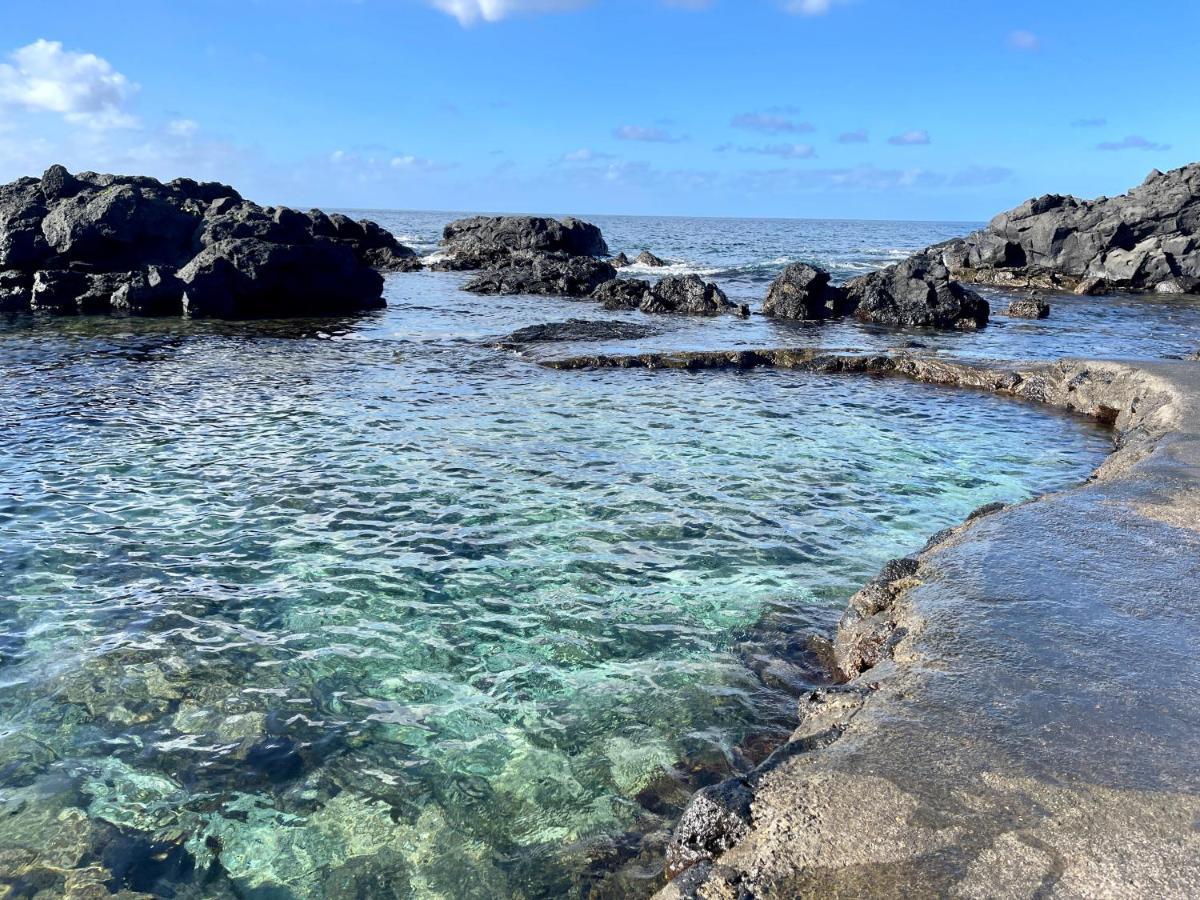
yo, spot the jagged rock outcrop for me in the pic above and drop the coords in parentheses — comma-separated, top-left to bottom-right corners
(635, 250, 668, 267)
(922, 163, 1200, 294)
(0, 165, 417, 317)
(845, 256, 990, 330)
(762, 263, 847, 321)
(642, 275, 747, 316)
(1007, 294, 1051, 319)
(463, 252, 616, 297)
(611, 252, 631, 268)
(592, 278, 653, 310)
(440, 215, 608, 269)
(596, 274, 746, 316)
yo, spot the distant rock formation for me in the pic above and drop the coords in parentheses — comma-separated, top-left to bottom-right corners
(925, 163, 1200, 295)
(0, 165, 419, 317)
(762, 258, 988, 330)
(463, 251, 616, 297)
(437, 215, 608, 270)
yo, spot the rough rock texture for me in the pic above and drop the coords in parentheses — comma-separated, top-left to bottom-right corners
(761, 263, 846, 320)
(1007, 294, 1052, 319)
(463, 252, 616, 297)
(641, 275, 746, 317)
(592, 277, 653, 310)
(635, 250, 668, 267)
(611, 252, 631, 268)
(920, 162, 1200, 294)
(845, 255, 990, 329)
(495, 318, 657, 347)
(563, 351, 1200, 899)
(441, 215, 608, 267)
(0, 165, 416, 317)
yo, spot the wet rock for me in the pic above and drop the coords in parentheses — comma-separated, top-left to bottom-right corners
(592, 277, 653, 310)
(0, 165, 414, 318)
(1007, 294, 1051, 319)
(762, 263, 847, 320)
(178, 237, 384, 318)
(832, 555, 922, 680)
(463, 252, 617, 298)
(635, 250, 668, 267)
(664, 777, 754, 879)
(924, 162, 1200, 294)
(845, 256, 990, 329)
(611, 252, 631, 268)
(442, 215, 608, 266)
(641, 275, 743, 316)
(497, 318, 657, 346)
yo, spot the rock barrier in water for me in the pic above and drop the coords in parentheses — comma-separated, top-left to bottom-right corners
(0, 165, 419, 318)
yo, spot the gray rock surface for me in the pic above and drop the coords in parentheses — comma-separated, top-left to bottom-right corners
(611, 251, 631, 268)
(496, 318, 657, 347)
(592, 277, 653, 310)
(921, 162, 1200, 294)
(762, 263, 844, 320)
(0, 165, 416, 317)
(641, 274, 746, 316)
(1007, 294, 1052, 318)
(463, 252, 616, 297)
(845, 255, 990, 329)
(635, 250, 668, 267)
(560, 351, 1200, 899)
(441, 215, 608, 266)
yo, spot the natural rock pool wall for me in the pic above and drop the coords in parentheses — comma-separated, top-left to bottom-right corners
(546, 348, 1200, 897)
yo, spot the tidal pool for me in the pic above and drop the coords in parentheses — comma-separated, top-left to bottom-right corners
(0, 274, 1113, 897)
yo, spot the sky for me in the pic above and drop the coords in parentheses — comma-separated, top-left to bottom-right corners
(0, 0, 1195, 221)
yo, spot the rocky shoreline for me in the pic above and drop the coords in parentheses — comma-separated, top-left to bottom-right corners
(541, 346, 1200, 897)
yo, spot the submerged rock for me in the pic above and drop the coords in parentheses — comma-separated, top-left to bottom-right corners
(635, 250, 668, 267)
(463, 252, 617, 297)
(1007, 294, 1051, 319)
(442, 215, 608, 265)
(845, 256, 990, 329)
(0, 165, 415, 318)
(762, 263, 846, 320)
(497, 318, 657, 346)
(663, 777, 754, 879)
(922, 162, 1200, 294)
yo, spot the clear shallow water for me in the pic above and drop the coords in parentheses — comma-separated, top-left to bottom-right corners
(0, 209, 1160, 899)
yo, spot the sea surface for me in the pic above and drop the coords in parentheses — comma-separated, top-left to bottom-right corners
(1, 211, 1197, 898)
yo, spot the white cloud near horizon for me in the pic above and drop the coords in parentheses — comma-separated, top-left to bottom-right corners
(0, 39, 139, 129)
(428, 0, 589, 25)
(888, 129, 931, 146)
(1097, 135, 1170, 152)
(783, 0, 846, 15)
(731, 112, 815, 134)
(614, 124, 686, 143)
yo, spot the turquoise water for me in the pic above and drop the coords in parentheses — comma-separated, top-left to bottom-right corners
(0, 215, 1127, 898)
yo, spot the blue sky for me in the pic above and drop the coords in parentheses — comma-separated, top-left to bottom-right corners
(0, 0, 1195, 220)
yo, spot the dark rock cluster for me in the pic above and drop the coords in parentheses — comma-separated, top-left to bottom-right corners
(762, 259, 989, 330)
(0, 165, 419, 318)
(925, 163, 1200, 295)
(443, 214, 742, 316)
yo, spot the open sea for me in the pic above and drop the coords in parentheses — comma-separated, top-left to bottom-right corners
(1, 211, 1198, 897)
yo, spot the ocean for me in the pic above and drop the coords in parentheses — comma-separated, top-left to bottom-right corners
(0, 211, 1195, 897)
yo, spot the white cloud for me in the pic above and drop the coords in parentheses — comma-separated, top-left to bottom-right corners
(167, 118, 199, 138)
(887, 129, 931, 146)
(731, 112, 814, 134)
(614, 124, 686, 143)
(784, 0, 845, 15)
(737, 143, 817, 159)
(1096, 135, 1170, 152)
(428, 0, 589, 26)
(562, 148, 613, 162)
(1008, 29, 1040, 51)
(0, 39, 138, 129)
